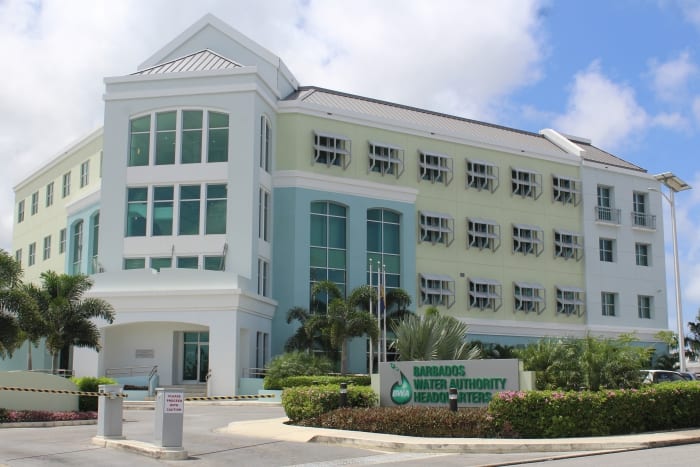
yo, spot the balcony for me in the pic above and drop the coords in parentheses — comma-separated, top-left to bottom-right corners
(595, 206, 621, 224)
(631, 211, 656, 229)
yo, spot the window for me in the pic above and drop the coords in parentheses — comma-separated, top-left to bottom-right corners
(205, 184, 227, 234)
(419, 211, 453, 246)
(314, 132, 350, 168)
(419, 273, 455, 308)
(368, 142, 404, 177)
(634, 242, 650, 266)
(638, 295, 653, 319)
(256, 331, 269, 371)
(90, 213, 100, 273)
(31, 191, 38, 215)
(15, 249, 21, 265)
(207, 111, 229, 163)
(126, 187, 148, 237)
(72, 220, 83, 273)
(28, 242, 36, 266)
(46, 182, 54, 207)
(556, 286, 584, 316)
(150, 257, 172, 271)
(467, 218, 500, 251)
(80, 160, 89, 187)
(419, 151, 453, 185)
(601, 292, 617, 317)
(311, 201, 347, 300)
(129, 115, 151, 166)
(512, 224, 543, 256)
(599, 238, 615, 262)
(62, 172, 71, 198)
(632, 192, 655, 229)
(43, 235, 51, 260)
(259, 188, 270, 242)
(260, 116, 271, 172)
(513, 282, 545, 314)
(181, 110, 203, 164)
(17, 200, 24, 223)
(511, 168, 541, 199)
(554, 230, 583, 260)
(367, 209, 401, 290)
(179, 185, 201, 235)
(596, 185, 620, 223)
(155, 111, 176, 165)
(177, 257, 198, 269)
(152, 186, 174, 236)
(124, 258, 146, 270)
(468, 278, 502, 311)
(204, 256, 225, 271)
(552, 175, 580, 205)
(466, 159, 498, 192)
(59, 228, 66, 254)
(258, 258, 269, 297)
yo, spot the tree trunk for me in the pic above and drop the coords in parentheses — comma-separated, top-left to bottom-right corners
(26, 341, 32, 371)
(340, 339, 348, 374)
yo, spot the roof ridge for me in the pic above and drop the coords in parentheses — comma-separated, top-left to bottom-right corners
(132, 49, 242, 75)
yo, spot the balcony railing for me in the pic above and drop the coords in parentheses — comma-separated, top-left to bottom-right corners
(595, 206, 621, 224)
(632, 211, 656, 229)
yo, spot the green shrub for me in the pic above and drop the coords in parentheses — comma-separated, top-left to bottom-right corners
(488, 382, 700, 438)
(298, 406, 500, 437)
(281, 384, 377, 422)
(276, 375, 371, 389)
(70, 376, 117, 412)
(263, 351, 334, 389)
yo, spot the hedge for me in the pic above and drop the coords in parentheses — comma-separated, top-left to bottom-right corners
(70, 376, 117, 412)
(281, 384, 377, 422)
(275, 375, 370, 389)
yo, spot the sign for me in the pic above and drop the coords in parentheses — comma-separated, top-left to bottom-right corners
(164, 392, 184, 413)
(379, 359, 521, 407)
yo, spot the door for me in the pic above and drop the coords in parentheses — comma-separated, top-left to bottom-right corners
(183, 331, 209, 383)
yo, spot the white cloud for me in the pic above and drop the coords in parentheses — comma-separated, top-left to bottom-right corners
(552, 61, 649, 150)
(647, 51, 697, 102)
(652, 112, 690, 131)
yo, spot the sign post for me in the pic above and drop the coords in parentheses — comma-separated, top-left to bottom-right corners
(154, 388, 184, 448)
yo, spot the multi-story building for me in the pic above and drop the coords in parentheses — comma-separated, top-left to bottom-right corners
(6, 15, 669, 394)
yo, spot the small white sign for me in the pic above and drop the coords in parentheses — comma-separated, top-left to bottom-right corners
(164, 392, 184, 413)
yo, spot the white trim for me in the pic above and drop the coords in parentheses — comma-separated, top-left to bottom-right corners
(273, 170, 418, 204)
(539, 128, 585, 156)
(65, 189, 101, 216)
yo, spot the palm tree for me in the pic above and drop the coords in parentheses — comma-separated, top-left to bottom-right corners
(390, 312, 481, 361)
(0, 249, 37, 359)
(17, 283, 50, 370)
(37, 271, 115, 372)
(284, 305, 332, 354)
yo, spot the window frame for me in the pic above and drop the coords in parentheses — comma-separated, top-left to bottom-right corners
(62, 172, 71, 198)
(601, 292, 617, 317)
(260, 116, 272, 172)
(419, 211, 454, 246)
(28, 242, 36, 266)
(258, 257, 270, 297)
(467, 218, 500, 251)
(43, 235, 51, 261)
(468, 278, 502, 311)
(637, 295, 653, 319)
(59, 228, 66, 254)
(635, 242, 650, 266)
(556, 286, 584, 317)
(419, 273, 455, 308)
(632, 191, 656, 229)
(368, 141, 404, 177)
(513, 282, 546, 314)
(553, 229, 583, 261)
(466, 159, 499, 192)
(313, 131, 351, 169)
(80, 160, 90, 188)
(418, 150, 453, 185)
(31, 191, 38, 215)
(599, 238, 615, 262)
(595, 185, 621, 223)
(552, 175, 581, 205)
(512, 224, 544, 256)
(511, 167, 541, 199)
(17, 200, 24, 223)
(46, 182, 54, 207)
(259, 188, 271, 242)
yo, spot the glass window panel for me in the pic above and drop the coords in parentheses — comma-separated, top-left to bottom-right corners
(126, 187, 147, 237)
(383, 211, 400, 223)
(152, 186, 173, 236)
(209, 112, 228, 128)
(129, 133, 150, 166)
(310, 247, 327, 267)
(177, 257, 198, 269)
(184, 332, 198, 343)
(328, 269, 345, 284)
(383, 223, 400, 254)
(385, 274, 401, 288)
(204, 256, 224, 270)
(207, 129, 228, 162)
(205, 200, 226, 234)
(311, 202, 327, 214)
(181, 130, 202, 164)
(329, 203, 346, 216)
(367, 222, 380, 252)
(156, 112, 176, 130)
(310, 268, 327, 282)
(310, 216, 327, 246)
(200, 332, 209, 343)
(128, 187, 147, 202)
(328, 249, 346, 268)
(179, 185, 200, 236)
(328, 217, 346, 249)
(207, 184, 227, 199)
(150, 257, 171, 271)
(382, 255, 400, 273)
(124, 258, 145, 269)
(156, 132, 176, 165)
(367, 209, 381, 221)
(130, 115, 151, 132)
(182, 110, 203, 129)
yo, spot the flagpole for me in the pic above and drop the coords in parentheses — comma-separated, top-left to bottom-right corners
(382, 264, 387, 363)
(368, 259, 373, 375)
(377, 261, 382, 363)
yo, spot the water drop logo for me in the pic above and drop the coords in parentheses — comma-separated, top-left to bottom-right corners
(390, 371, 412, 405)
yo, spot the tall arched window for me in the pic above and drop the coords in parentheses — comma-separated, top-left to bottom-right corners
(90, 212, 99, 273)
(367, 209, 401, 289)
(310, 201, 347, 309)
(72, 220, 83, 274)
(260, 115, 271, 172)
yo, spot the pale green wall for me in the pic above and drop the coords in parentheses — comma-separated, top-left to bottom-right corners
(0, 371, 79, 411)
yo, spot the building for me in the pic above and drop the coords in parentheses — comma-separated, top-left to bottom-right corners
(7, 15, 669, 394)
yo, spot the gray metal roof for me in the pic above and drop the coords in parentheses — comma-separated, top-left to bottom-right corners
(283, 87, 646, 172)
(133, 49, 242, 75)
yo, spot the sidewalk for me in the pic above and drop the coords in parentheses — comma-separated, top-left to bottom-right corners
(217, 415, 700, 454)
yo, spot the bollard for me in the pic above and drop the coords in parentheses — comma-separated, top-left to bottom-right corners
(154, 387, 184, 448)
(96, 384, 124, 439)
(339, 382, 348, 408)
(448, 387, 458, 412)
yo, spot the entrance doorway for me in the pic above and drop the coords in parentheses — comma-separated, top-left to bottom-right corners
(183, 331, 209, 383)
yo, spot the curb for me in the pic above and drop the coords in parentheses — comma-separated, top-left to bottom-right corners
(0, 419, 97, 429)
(92, 436, 188, 460)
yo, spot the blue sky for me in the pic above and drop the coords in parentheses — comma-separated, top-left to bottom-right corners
(1, 0, 699, 331)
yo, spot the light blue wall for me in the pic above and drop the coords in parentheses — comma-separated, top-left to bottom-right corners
(66, 204, 100, 276)
(271, 186, 416, 372)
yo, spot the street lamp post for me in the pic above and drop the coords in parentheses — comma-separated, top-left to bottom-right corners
(653, 172, 691, 372)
